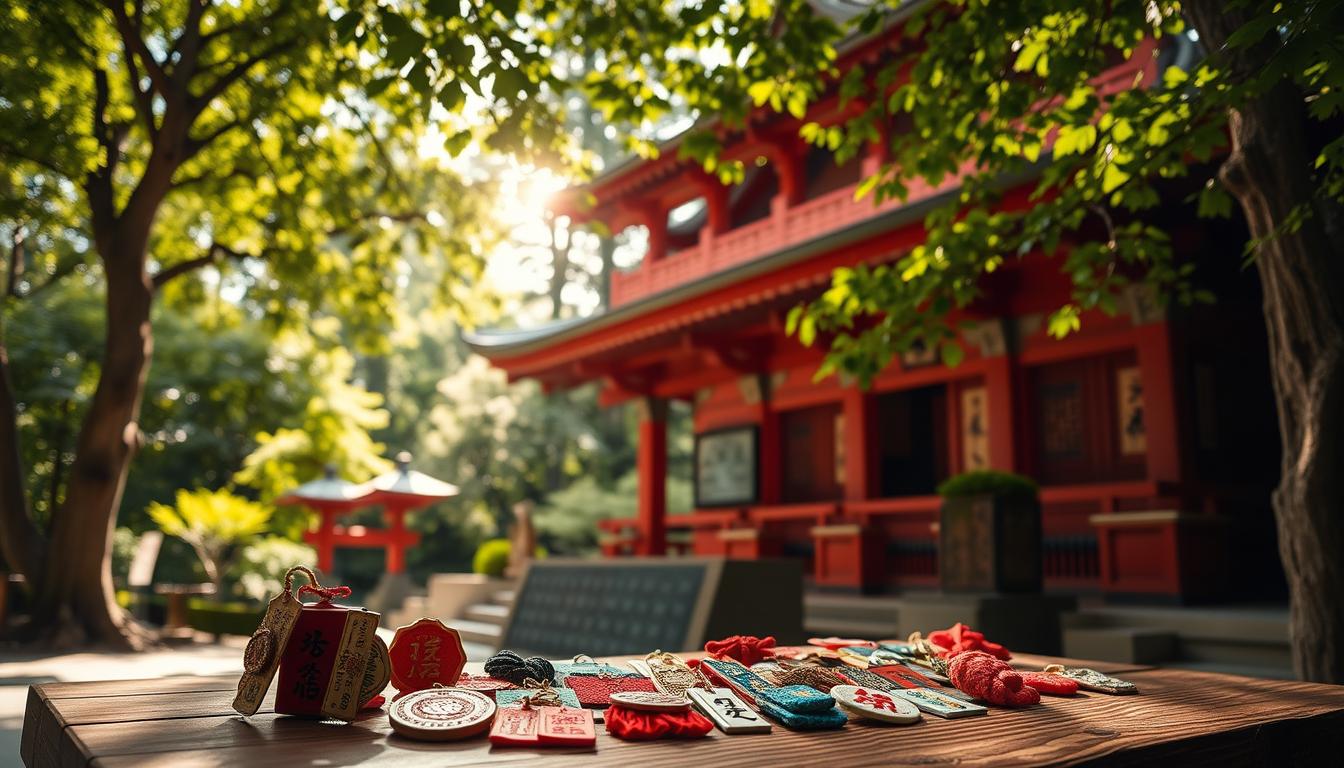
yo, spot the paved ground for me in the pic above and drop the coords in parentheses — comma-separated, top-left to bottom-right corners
(0, 635, 247, 765)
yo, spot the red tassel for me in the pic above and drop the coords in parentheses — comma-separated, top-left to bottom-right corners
(948, 651, 1040, 707)
(604, 705, 715, 740)
(1019, 671, 1079, 696)
(704, 635, 776, 666)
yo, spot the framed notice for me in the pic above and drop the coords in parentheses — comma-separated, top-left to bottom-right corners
(694, 426, 759, 507)
(1117, 366, 1147, 455)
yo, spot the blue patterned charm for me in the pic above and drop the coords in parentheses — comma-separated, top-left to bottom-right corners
(700, 658, 835, 714)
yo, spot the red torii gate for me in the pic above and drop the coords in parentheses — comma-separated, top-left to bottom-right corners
(279, 454, 458, 584)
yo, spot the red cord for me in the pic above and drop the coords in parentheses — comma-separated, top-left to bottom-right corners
(297, 584, 352, 602)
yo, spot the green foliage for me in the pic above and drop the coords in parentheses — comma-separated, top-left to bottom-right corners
(227, 536, 317, 603)
(472, 538, 513, 577)
(937, 471, 1039, 502)
(533, 470, 693, 555)
(148, 488, 271, 595)
(778, 1, 1344, 384)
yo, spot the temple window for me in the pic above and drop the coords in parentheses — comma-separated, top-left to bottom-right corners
(802, 144, 863, 201)
(1028, 352, 1146, 485)
(666, 196, 707, 253)
(729, 161, 779, 228)
(612, 223, 650, 270)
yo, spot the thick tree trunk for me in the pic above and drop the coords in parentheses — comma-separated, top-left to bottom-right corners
(1189, 0, 1344, 683)
(27, 240, 158, 649)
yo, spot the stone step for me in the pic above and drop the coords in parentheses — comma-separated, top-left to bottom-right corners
(454, 618, 504, 647)
(463, 641, 497, 662)
(492, 589, 516, 606)
(464, 603, 510, 624)
(1062, 626, 1179, 665)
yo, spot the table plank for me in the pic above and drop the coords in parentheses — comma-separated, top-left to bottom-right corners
(27, 659, 1344, 768)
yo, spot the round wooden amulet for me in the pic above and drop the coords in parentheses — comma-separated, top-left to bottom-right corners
(389, 688, 496, 741)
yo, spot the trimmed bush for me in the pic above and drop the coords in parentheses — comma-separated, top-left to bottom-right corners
(473, 538, 513, 577)
(936, 470, 1038, 501)
(187, 599, 266, 636)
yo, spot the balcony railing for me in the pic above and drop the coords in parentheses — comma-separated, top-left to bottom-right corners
(608, 174, 948, 307)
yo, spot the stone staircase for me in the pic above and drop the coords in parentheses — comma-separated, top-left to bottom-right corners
(385, 576, 514, 662)
(1061, 604, 1293, 678)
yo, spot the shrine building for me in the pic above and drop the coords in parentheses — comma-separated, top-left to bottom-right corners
(468, 9, 1282, 603)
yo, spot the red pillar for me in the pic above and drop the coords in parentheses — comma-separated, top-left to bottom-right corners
(386, 504, 408, 574)
(636, 397, 668, 555)
(306, 510, 337, 573)
(1135, 322, 1181, 482)
(842, 387, 873, 501)
(984, 355, 1018, 471)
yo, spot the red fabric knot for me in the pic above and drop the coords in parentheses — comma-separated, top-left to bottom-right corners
(704, 635, 776, 666)
(928, 622, 1012, 660)
(605, 705, 714, 740)
(947, 651, 1040, 708)
(297, 583, 352, 602)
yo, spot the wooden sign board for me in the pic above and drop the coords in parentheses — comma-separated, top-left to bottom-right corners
(501, 558, 803, 656)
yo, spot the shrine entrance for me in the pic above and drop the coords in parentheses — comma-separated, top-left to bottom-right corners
(875, 385, 949, 498)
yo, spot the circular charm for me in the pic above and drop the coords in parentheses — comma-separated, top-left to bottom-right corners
(242, 628, 274, 675)
(388, 688, 496, 741)
(830, 685, 922, 725)
(389, 617, 468, 693)
(609, 691, 691, 712)
(358, 635, 391, 706)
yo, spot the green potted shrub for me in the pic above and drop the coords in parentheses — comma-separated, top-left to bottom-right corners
(937, 470, 1042, 593)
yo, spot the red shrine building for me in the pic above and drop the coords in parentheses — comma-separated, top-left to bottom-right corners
(469, 10, 1282, 603)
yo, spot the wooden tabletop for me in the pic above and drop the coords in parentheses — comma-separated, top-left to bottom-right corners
(20, 652, 1344, 767)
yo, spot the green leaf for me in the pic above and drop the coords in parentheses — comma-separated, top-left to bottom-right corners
(1054, 124, 1096, 156)
(940, 341, 964, 368)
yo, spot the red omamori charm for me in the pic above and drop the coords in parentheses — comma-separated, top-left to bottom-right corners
(388, 617, 467, 693)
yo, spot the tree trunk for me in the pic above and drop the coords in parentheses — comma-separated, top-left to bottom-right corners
(27, 241, 158, 649)
(1188, 0, 1344, 683)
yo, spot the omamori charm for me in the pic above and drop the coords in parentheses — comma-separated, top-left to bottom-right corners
(1043, 665, 1139, 695)
(389, 687, 496, 741)
(830, 685, 922, 725)
(388, 618, 467, 693)
(688, 687, 772, 734)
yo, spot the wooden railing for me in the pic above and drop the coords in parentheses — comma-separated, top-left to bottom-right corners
(597, 478, 1178, 590)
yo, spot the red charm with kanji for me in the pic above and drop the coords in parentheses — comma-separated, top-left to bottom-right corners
(389, 617, 467, 693)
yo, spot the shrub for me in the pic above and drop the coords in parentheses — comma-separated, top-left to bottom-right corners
(228, 536, 317, 602)
(473, 538, 512, 577)
(937, 470, 1039, 501)
(187, 599, 267, 636)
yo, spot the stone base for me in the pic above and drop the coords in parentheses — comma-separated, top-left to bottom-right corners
(366, 572, 416, 616)
(897, 593, 1077, 655)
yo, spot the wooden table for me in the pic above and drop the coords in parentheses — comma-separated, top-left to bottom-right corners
(20, 653, 1344, 767)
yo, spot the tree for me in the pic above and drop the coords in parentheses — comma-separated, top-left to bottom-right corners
(147, 487, 270, 598)
(0, 1, 488, 647)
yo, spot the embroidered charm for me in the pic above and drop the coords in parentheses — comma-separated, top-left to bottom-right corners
(830, 685, 922, 725)
(687, 687, 772, 734)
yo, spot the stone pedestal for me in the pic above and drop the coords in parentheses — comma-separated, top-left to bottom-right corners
(897, 592, 1077, 655)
